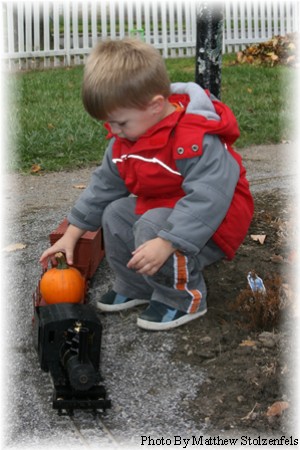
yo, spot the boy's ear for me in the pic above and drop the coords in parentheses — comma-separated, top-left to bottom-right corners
(148, 95, 165, 114)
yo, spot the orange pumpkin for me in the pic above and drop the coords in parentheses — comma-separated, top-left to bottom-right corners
(40, 252, 85, 304)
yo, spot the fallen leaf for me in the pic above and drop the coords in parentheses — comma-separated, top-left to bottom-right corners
(287, 55, 296, 64)
(266, 401, 289, 417)
(2, 243, 27, 252)
(267, 52, 279, 61)
(30, 164, 42, 174)
(236, 51, 243, 62)
(247, 88, 253, 93)
(239, 339, 257, 347)
(270, 254, 284, 263)
(287, 249, 297, 263)
(235, 34, 298, 67)
(73, 184, 86, 189)
(251, 234, 267, 245)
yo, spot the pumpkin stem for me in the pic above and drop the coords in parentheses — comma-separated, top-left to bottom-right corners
(55, 252, 69, 270)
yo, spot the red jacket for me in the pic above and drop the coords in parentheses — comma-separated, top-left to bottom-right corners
(105, 91, 254, 259)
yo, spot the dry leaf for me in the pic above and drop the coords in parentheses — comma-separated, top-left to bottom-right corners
(239, 339, 257, 347)
(266, 401, 289, 417)
(73, 184, 86, 189)
(287, 249, 297, 263)
(236, 51, 243, 62)
(2, 243, 27, 252)
(247, 88, 253, 93)
(235, 34, 298, 67)
(251, 234, 267, 245)
(47, 123, 55, 129)
(30, 164, 42, 174)
(267, 52, 279, 61)
(270, 254, 284, 263)
(287, 55, 296, 64)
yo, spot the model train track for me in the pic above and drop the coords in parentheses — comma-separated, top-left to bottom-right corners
(68, 413, 120, 448)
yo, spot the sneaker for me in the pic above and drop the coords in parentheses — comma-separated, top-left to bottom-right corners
(137, 299, 207, 331)
(97, 290, 149, 312)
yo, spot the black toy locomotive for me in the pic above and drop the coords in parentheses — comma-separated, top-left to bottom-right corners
(32, 220, 111, 414)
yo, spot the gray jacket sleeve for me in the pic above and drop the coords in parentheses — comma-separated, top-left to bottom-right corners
(67, 140, 129, 230)
(157, 134, 240, 254)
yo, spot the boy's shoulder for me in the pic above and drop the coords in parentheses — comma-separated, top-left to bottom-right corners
(173, 98, 240, 160)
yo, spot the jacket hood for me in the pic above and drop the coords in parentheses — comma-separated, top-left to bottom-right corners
(171, 82, 220, 121)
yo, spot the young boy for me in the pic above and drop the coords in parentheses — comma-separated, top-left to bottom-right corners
(40, 38, 254, 331)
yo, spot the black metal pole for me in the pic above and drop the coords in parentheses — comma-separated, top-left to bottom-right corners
(195, 2, 224, 99)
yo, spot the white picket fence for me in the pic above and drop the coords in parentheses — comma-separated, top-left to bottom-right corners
(1, 0, 299, 70)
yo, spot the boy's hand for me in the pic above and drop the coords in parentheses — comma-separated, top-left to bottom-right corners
(39, 224, 85, 268)
(39, 238, 76, 269)
(127, 237, 176, 276)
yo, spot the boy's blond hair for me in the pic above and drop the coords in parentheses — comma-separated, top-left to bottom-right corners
(82, 38, 171, 120)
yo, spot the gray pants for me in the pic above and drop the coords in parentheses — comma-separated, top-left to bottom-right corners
(102, 197, 224, 313)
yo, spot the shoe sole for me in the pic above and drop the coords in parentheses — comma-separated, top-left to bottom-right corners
(137, 308, 207, 331)
(96, 299, 149, 312)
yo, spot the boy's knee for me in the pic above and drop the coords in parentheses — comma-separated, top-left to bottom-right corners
(134, 217, 156, 247)
(102, 197, 136, 228)
(134, 208, 171, 246)
(102, 202, 115, 228)
(134, 214, 156, 234)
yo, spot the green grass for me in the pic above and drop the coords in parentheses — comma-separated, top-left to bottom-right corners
(8, 67, 105, 172)
(7, 54, 293, 173)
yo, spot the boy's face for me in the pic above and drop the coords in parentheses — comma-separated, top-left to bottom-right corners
(106, 106, 159, 141)
(106, 94, 174, 142)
